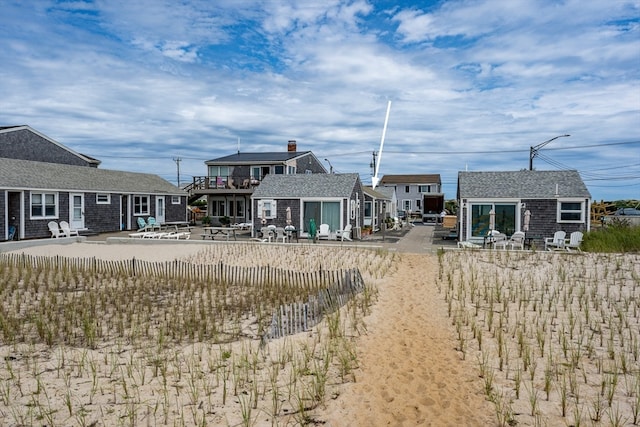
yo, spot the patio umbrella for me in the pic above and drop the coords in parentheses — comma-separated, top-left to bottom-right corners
(523, 209, 531, 232)
(286, 206, 292, 225)
(489, 209, 495, 232)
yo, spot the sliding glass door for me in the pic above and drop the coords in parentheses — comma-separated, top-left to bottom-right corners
(302, 201, 341, 233)
(470, 203, 516, 237)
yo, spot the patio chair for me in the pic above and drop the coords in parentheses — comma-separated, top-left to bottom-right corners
(137, 217, 150, 231)
(335, 224, 353, 241)
(48, 221, 64, 238)
(487, 234, 509, 249)
(274, 227, 287, 243)
(544, 230, 566, 251)
(317, 223, 331, 240)
(495, 231, 525, 250)
(147, 217, 161, 230)
(565, 231, 583, 252)
(59, 220, 79, 237)
(260, 226, 273, 243)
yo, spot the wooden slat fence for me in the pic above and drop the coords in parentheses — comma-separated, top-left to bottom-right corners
(0, 253, 345, 289)
(264, 268, 365, 341)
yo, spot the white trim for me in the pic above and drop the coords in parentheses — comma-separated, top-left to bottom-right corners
(557, 199, 586, 223)
(29, 191, 59, 219)
(96, 193, 111, 204)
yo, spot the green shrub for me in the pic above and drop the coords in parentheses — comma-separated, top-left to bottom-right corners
(582, 223, 640, 253)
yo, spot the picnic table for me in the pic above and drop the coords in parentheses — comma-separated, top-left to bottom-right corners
(201, 227, 237, 241)
(161, 221, 192, 231)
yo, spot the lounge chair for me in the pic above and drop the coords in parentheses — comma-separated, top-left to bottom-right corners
(335, 224, 353, 241)
(545, 231, 566, 251)
(59, 220, 79, 237)
(48, 221, 64, 238)
(565, 231, 583, 252)
(317, 223, 331, 240)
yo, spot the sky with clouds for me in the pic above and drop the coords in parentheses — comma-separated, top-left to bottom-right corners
(1, 0, 638, 201)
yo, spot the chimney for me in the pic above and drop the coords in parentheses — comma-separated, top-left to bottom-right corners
(287, 140, 297, 152)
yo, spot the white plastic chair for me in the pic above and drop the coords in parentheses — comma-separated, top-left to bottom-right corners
(317, 223, 331, 240)
(59, 221, 79, 237)
(48, 221, 64, 238)
(545, 231, 566, 251)
(565, 231, 583, 252)
(335, 224, 353, 241)
(275, 227, 287, 243)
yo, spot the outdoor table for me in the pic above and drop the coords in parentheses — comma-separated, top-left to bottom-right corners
(284, 226, 298, 243)
(201, 227, 237, 241)
(524, 235, 541, 250)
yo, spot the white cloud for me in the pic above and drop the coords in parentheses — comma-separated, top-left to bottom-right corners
(0, 0, 637, 199)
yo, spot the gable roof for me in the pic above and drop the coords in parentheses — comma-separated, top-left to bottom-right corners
(0, 157, 184, 195)
(252, 173, 360, 198)
(364, 186, 390, 200)
(458, 170, 591, 199)
(206, 151, 313, 164)
(380, 174, 441, 184)
(0, 125, 101, 166)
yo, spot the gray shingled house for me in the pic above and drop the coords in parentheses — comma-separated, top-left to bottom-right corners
(457, 170, 592, 246)
(251, 173, 365, 239)
(185, 140, 328, 224)
(1, 126, 187, 240)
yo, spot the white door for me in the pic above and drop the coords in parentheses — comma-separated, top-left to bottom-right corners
(156, 196, 166, 224)
(70, 193, 85, 230)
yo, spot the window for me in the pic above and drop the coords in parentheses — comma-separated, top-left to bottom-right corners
(364, 201, 372, 217)
(31, 192, 57, 218)
(405, 185, 410, 193)
(416, 199, 421, 209)
(419, 185, 431, 193)
(274, 165, 284, 174)
(288, 166, 296, 174)
(208, 166, 229, 178)
(558, 201, 584, 222)
(171, 196, 181, 204)
(211, 200, 225, 216)
(257, 199, 277, 219)
(233, 199, 244, 217)
(403, 200, 412, 211)
(133, 195, 150, 215)
(96, 194, 111, 204)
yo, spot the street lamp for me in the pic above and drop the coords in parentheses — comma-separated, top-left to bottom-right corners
(324, 158, 333, 174)
(529, 134, 570, 170)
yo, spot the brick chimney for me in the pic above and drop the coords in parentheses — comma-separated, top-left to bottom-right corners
(287, 140, 297, 152)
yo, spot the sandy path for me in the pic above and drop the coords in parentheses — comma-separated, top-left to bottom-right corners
(8, 243, 495, 425)
(320, 253, 495, 426)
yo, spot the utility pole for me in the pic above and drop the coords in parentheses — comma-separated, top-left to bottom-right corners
(173, 157, 182, 187)
(370, 151, 377, 177)
(529, 134, 570, 170)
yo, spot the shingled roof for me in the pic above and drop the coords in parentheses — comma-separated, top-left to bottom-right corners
(252, 173, 360, 198)
(0, 157, 184, 194)
(458, 170, 591, 199)
(380, 174, 441, 184)
(206, 151, 312, 164)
